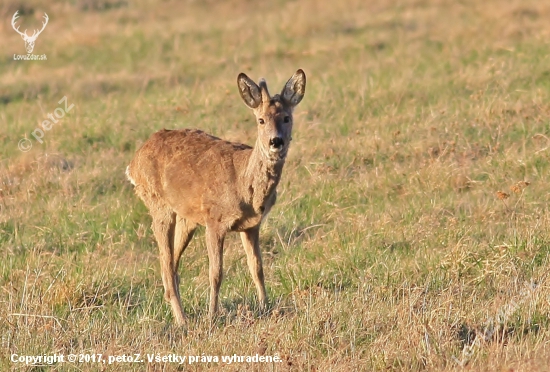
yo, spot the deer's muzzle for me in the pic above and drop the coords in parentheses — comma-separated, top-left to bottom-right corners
(269, 137, 284, 150)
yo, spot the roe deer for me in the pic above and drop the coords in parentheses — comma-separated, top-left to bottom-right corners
(126, 70, 306, 324)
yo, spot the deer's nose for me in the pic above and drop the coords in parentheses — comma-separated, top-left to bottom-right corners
(269, 137, 284, 149)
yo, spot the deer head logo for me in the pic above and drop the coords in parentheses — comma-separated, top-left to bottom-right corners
(11, 11, 49, 54)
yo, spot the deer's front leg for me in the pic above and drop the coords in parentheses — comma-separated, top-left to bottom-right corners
(240, 226, 267, 310)
(205, 225, 225, 319)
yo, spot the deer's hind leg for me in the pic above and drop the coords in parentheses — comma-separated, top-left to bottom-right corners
(143, 193, 187, 325)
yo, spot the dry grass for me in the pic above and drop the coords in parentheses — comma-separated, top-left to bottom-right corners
(2, 0, 550, 370)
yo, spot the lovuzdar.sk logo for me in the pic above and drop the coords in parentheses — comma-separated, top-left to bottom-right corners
(11, 11, 48, 61)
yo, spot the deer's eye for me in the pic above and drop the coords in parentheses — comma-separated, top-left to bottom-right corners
(284, 116, 290, 123)
(258, 118, 265, 124)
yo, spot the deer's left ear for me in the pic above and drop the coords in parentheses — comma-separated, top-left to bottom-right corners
(281, 69, 306, 107)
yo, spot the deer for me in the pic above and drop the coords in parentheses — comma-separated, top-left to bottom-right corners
(126, 70, 306, 325)
(11, 11, 49, 54)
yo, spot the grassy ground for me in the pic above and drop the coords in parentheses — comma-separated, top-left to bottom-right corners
(1, 0, 550, 370)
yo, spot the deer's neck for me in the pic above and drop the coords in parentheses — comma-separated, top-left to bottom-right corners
(242, 140, 285, 210)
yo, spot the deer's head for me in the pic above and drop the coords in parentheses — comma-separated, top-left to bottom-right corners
(238, 70, 306, 162)
(12, 11, 49, 54)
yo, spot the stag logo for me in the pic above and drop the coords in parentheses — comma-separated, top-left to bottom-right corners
(11, 11, 48, 54)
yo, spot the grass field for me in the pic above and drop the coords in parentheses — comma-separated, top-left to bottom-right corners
(2, 0, 550, 370)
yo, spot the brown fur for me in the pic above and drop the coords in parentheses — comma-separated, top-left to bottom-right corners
(126, 70, 306, 324)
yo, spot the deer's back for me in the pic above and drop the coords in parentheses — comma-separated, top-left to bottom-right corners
(128, 129, 253, 225)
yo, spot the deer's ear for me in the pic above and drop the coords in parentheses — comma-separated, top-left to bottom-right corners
(281, 69, 306, 107)
(237, 73, 262, 109)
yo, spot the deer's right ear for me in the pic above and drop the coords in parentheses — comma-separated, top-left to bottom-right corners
(237, 73, 262, 109)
